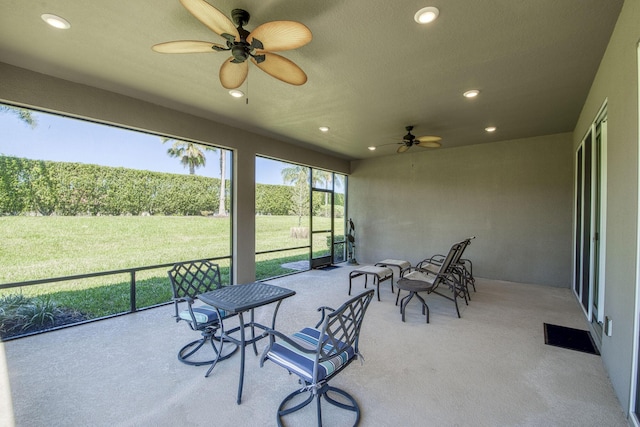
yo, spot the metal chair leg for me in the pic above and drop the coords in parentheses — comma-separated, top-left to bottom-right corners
(276, 385, 360, 427)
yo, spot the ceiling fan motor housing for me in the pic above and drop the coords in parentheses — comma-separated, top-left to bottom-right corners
(231, 9, 250, 27)
(228, 11, 255, 63)
(403, 125, 415, 144)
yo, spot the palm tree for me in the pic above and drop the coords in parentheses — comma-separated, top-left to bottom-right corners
(312, 169, 332, 189)
(162, 138, 227, 216)
(163, 139, 209, 175)
(312, 169, 332, 217)
(281, 165, 309, 187)
(0, 105, 37, 128)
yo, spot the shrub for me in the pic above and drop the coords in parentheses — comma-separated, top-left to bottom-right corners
(0, 293, 87, 339)
(0, 155, 221, 216)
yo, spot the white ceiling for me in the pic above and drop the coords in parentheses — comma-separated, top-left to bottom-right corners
(0, 0, 623, 160)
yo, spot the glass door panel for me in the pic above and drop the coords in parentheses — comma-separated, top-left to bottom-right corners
(574, 146, 583, 297)
(333, 174, 346, 263)
(310, 189, 333, 268)
(582, 132, 592, 312)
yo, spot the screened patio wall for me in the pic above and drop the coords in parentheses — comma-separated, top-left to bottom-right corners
(1, 0, 639, 417)
(0, 62, 350, 285)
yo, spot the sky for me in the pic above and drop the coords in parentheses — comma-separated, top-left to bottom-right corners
(0, 106, 286, 185)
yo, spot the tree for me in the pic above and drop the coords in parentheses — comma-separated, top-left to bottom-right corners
(290, 180, 309, 226)
(162, 138, 227, 216)
(281, 165, 309, 187)
(312, 169, 332, 217)
(218, 150, 227, 216)
(281, 165, 310, 226)
(0, 105, 38, 128)
(163, 138, 208, 175)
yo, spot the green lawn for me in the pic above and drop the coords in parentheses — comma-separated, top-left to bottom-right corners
(0, 215, 232, 284)
(0, 215, 342, 338)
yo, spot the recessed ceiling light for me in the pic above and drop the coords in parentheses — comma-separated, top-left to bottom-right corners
(368, 146, 376, 151)
(463, 89, 480, 98)
(319, 126, 330, 132)
(485, 126, 497, 132)
(41, 14, 71, 29)
(414, 7, 439, 24)
(229, 89, 244, 98)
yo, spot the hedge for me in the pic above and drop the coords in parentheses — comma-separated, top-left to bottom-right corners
(0, 155, 343, 216)
(0, 156, 221, 216)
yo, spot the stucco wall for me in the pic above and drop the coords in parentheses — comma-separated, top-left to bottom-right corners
(572, 0, 640, 414)
(348, 132, 573, 287)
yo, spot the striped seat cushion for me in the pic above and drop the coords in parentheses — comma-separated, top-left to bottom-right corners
(265, 327, 355, 383)
(179, 305, 225, 324)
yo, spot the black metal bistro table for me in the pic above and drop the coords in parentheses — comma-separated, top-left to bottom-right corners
(198, 282, 296, 404)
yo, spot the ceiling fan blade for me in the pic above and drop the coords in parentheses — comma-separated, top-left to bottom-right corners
(248, 21, 312, 52)
(219, 58, 248, 89)
(252, 52, 307, 86)
(397, 145, 410, 153)
(180, 0, 239, 41)
(417, 140, 442, 148)
(416, 135, 442, 142)
(152, 41, 224, 53)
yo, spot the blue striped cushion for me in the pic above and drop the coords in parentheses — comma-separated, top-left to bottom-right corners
(179, 305, 225, 324)
(265, 327, 355, 383)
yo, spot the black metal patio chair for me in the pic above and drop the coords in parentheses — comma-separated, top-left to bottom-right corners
(410, 236, 475, 299)
(260, 289, 375, 426)
(167, 260, 238, 366)
(396, 240, 467, 320)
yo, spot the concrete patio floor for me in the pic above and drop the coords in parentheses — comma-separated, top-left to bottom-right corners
(0, 265, 629, 426)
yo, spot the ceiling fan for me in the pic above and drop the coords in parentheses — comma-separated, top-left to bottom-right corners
(394, 126, 442, 153)
(152, 0, 312, 89)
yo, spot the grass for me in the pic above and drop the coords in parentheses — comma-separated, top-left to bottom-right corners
(0, 215, 344, 338)
(0, 215, 232, 284)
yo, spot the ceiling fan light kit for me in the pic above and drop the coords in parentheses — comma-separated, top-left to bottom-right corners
(152, 0, 312, 89)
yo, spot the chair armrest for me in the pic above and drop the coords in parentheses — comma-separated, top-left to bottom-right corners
(417, 255, 444, 269)
(315, 306, 335, 328)
(172, 296, 223, 329)
(172, 296, 194, 304)
(426, 254, 445, 265)
(400, 266, 418, 277)
(171, 296, 195, 322)
(401, 266, 435, 278)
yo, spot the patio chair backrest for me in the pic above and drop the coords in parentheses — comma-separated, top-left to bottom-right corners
(431, 241, 465, 281)
(451, 236, 474, 265)
(167, 260, 223, 300)
(315, 289, 375, 368)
